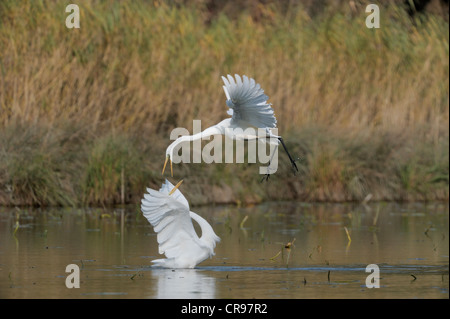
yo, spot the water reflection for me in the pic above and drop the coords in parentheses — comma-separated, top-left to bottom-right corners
(150, 269, 216, 299)
(0, 202, 448, 298)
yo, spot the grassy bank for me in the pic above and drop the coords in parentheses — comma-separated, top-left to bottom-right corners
(0, 1, 448, 206)
(0, 122, 447, 206)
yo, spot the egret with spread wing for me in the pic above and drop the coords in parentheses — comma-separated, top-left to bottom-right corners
(162, 74, 299, 180)
(141, 179, 220, 268)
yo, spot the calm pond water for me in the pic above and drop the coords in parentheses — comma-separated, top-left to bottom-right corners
(0, 202, 448, 299)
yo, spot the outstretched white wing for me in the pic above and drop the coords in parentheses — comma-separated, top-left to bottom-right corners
(141, 180, 200, 259)
(222, 74, 277, 129)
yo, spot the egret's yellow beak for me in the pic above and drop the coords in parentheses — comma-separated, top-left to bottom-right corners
(162, 155, 173, 177)
(169, 180, 183, 195)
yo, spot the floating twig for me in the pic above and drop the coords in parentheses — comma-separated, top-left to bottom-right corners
(13, 221, 19, 237)
(372, 208, 379, 226)
(344, 227, 351, 243)
(239, 215, 248, 229)
(284, 238, 295, 267)
(270, 250, 281, 261)
(285, 238, 296, 249)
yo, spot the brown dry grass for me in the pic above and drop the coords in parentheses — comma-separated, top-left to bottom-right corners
(0, 1, 448, 206)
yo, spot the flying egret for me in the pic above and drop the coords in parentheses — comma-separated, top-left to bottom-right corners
(141, 179, 220, 268)
(162, 74, 299, 180)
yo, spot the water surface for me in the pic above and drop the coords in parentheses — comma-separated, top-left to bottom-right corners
(0, 202, 448, 298)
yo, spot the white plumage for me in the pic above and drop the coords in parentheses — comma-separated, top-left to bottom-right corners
(162, 74, 298, 178)
(141, 179, 220, 268)
(222, 74, 277, 129)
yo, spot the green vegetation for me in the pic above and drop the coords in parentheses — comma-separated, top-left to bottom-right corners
(0, 1, 448, 206)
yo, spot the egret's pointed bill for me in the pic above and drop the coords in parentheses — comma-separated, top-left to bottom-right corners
(162, 156, 168, 175)
(162, 156, 173, 177)
(169, 180, 184, 195)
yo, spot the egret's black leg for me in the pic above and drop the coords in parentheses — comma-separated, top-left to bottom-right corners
(278, 137, 299, 173)
(260, 141, 278, 183)
(260, 173, 270, 183)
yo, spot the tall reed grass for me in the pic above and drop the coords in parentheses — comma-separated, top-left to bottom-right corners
(0, 1, 448, 206)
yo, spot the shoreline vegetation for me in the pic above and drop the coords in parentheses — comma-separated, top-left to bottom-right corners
(0, 1, 448, 207)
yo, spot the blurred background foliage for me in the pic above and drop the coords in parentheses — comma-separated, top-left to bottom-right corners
(0, 0, 448, 206)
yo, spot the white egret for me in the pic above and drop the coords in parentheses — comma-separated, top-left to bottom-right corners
(162, 74, 299, 180)
(141, 179, 220, 268)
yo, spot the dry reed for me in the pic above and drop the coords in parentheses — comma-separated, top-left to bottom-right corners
(0, 1, 448, 206)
